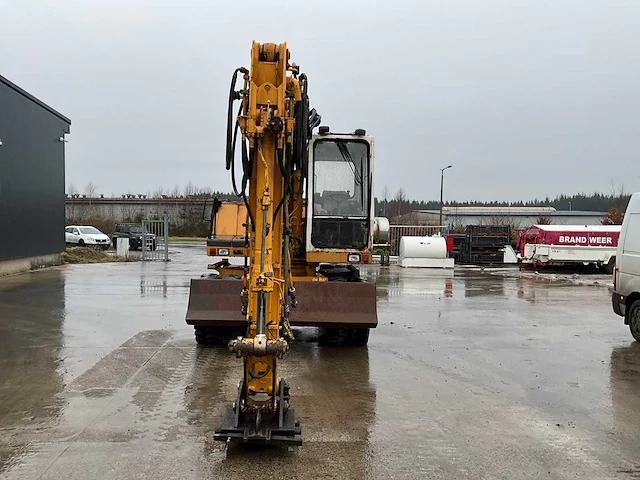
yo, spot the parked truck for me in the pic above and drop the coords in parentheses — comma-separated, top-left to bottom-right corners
(518, 224, 621, 272)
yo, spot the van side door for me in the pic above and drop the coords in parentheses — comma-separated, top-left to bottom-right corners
(619, 210, 640, 298)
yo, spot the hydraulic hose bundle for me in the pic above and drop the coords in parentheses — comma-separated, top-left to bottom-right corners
(225, 67, 321, 226)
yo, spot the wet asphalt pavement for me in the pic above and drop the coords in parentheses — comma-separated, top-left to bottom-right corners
(1, 243, 639, 479)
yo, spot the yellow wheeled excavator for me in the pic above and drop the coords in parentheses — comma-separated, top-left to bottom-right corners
(185, 41, 388, 445)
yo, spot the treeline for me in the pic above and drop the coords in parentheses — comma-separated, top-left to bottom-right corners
(375, 190, 631, 217)
(68, 181, 631, 214)
(68, 181, 240, 200)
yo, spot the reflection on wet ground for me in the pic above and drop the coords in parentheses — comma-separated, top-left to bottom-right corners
(610, 343, 640, 467)
(0, 270, 65, 474)
(0, 245, 639, 479)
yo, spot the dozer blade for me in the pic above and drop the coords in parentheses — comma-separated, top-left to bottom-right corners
(290, 280, 378, 328)
(186, 278, 378, 328)
(186, 278, 245, 326)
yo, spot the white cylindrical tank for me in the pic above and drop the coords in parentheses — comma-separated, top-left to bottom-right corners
(399, 235, 447, 260)
(373, 217, 390, 243)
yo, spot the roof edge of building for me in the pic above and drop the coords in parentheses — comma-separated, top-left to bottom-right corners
(0, 74, 71, 125)
(413, 209, 605, 216)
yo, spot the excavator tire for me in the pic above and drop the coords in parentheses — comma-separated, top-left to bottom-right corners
(194, 325, 244, 347)
(318, 327, 370, 346)
(315, 266, 371, 346)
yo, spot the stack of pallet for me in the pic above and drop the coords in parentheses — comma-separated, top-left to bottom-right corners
(456, 225, 511, 265)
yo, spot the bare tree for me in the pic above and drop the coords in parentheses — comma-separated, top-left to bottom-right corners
(84, 181, 97, 198)
(197, 186, 213, 196)
(183, 181, 197, 197)
(381, 185, 389, 216)
(394, 188, 407, 217)
(170, 185, 181, 198)
(152, 187, 166, 199)
(67, 183, 78, 196)
(449, 207, 466, 233)
(609, 179, 625, 199)
(486, 215, 524, 243)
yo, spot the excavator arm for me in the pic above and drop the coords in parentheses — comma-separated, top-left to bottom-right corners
(213, 41, 307, 445)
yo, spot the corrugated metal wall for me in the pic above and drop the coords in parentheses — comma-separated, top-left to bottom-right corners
(0, 76, 70, 261)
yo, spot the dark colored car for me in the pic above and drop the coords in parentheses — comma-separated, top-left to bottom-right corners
(112, 223, 157, 251)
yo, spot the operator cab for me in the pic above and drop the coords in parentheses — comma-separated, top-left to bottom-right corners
(307, 128, 374, 251)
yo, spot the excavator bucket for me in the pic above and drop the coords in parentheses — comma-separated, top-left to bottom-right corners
(186, 277, 378, 329)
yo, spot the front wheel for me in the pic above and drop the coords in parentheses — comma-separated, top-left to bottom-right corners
(352, 327, 370, 346)
(318, 327, 370, 346)
(77, 239, 85, 247)
(628, 300, 640, 342)
(194, 325, 244, 347)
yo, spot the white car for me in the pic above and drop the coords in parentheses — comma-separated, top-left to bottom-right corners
(65, 225, 111, 250)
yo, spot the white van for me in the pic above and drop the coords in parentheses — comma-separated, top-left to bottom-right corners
(612, 193, 640, 341)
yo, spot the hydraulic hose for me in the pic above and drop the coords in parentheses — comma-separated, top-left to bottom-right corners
(290, 73, 321, 201)
(273, 149, 289, 222)
(226, 67, 248, 171)
(225, 67, 255, 231)
(229, 104, 243, 197)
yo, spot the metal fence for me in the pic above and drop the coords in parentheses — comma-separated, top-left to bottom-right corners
(141, 218, 169, 261)
(388, 225, 449, 256)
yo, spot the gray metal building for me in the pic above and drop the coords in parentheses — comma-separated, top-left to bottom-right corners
(413, 206, 606, 228)
(0, 74, 71, 275)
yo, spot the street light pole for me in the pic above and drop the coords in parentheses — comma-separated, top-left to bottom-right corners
(439, 165, 452, 230)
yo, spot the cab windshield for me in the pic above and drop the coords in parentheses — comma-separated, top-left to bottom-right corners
(312, 139, 369, 217)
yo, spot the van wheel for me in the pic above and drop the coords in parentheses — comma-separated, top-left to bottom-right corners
(628, 300, 640, 342)
(605, 257, 616, 275)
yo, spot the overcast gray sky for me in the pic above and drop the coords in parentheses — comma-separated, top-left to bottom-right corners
(2, 0, 639, 202)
